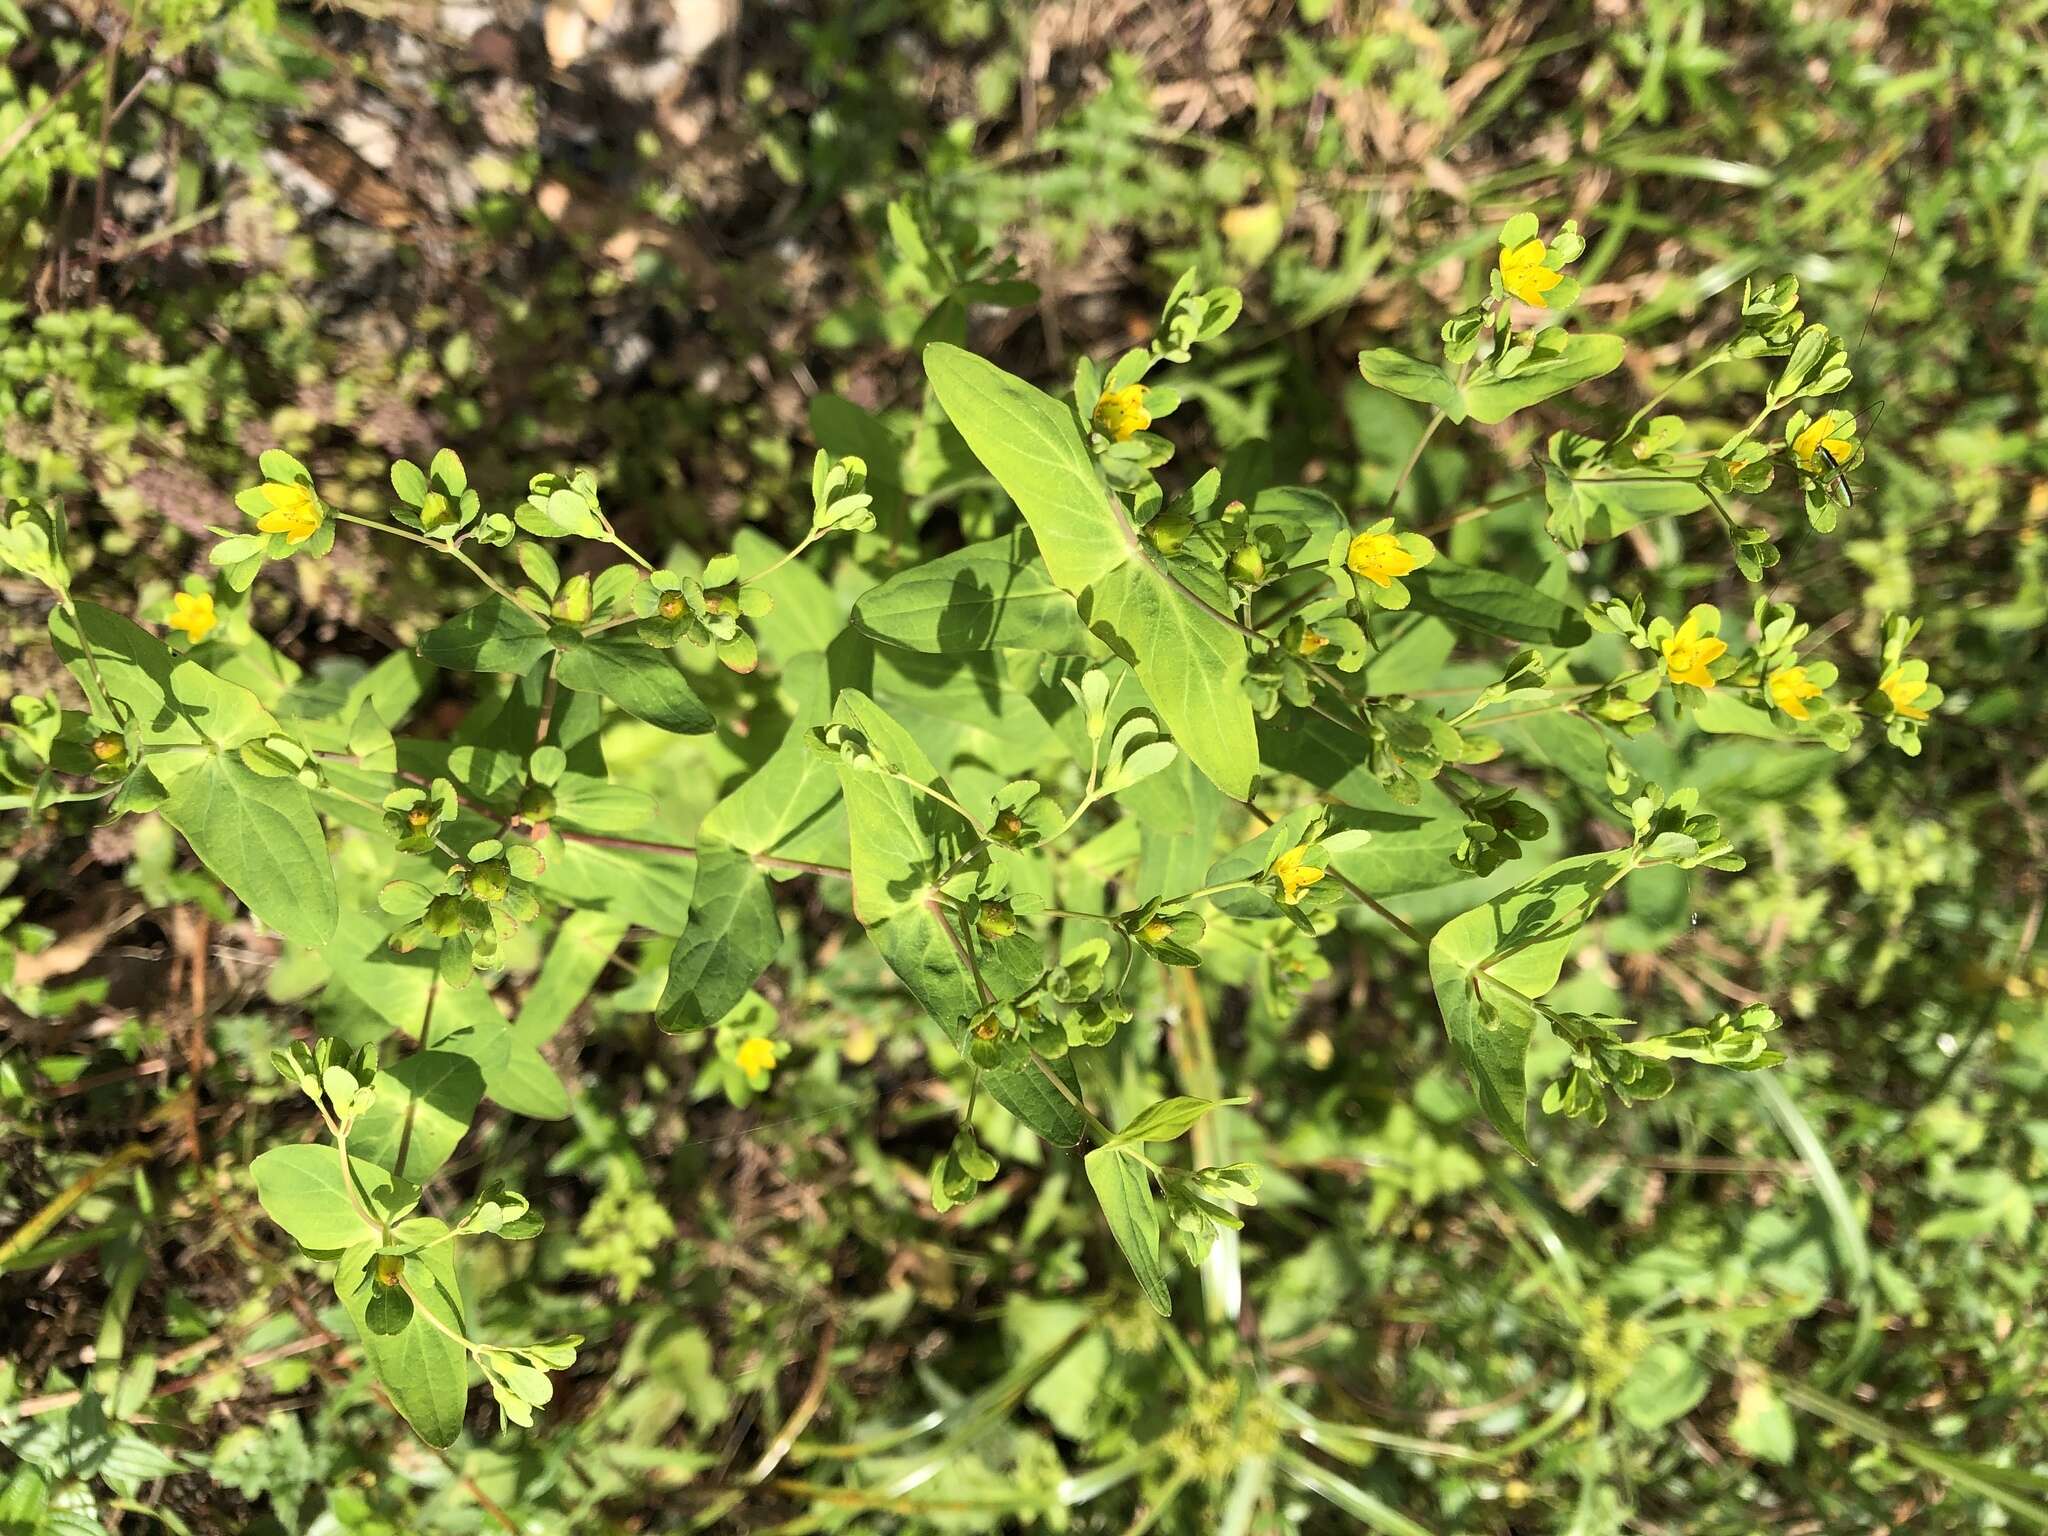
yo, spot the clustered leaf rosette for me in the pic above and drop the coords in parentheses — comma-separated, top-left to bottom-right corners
(517, 469, 605, 539)
(635, 557, 771, 673)
(382, 777, 458, 853)
(1453, 785, 1550, 877)
(381, 837, 546, 987)
(271, 1038, 380, 1121)
(0, 496, 71, 596)
(1038, 939, 1130, 1051)
(930, 1126, 999, 1213)
(1329, 518, 1435, 617)
(1866, 615, 1942, 755)
(1069, 271, 1239, 488)
(1117, 899, 1206, 967)
(1160, 1162, 1261, 1265)
(810, 450, 878, 536)
(1247, 613, 1369, 716)
(212, 450, 332, 590)
(391, 448, 486, 541)
(985, 778, 1065, 850)
(1545, 1005, 1781, 1127)
(1622, 785, 1745, 873)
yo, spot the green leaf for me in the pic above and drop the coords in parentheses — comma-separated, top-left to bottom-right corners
(1614, 1342, 1710, 1431)
(417, 596, 552, 673)
(556, 634, 714, 734)
(337, 1233, 468, 1447)
(50, 602, 276, 748)
(513, 910, 628, 1047)
(251, 1144, 387, 1250)
(1105, 1095, 1248, 1149)
(1404, 560, 1590, 646)
(696, 653, 847, 868)
(830, 689, 1080, 1145)
(1084, 1147, 1171, 1315)
(656, 842, 780, 1031)
(1357, 348, 1467, 420)
(1428, 851, 1631, 1159)
(851, 529, 1093, 654)
(161, 752, 338, 945)
(924, 345, 1258, 797)
(1463, 334, 1625, 424)
(346, 1051, 484, 1183)
(440, 1019, 570, 1121)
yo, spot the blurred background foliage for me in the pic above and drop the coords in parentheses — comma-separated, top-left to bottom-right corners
(2, 0, 2046, 1531)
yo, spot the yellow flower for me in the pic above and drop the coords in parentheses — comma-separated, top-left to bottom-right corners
(734, 1036, 778, 1079)
(1767, 664, 1823, 720)
(1878, 667, 1931, 721)
(1792, 414, 1855, 472)
(1092, 384, 1151, 442)
(1499, 238, 1564, 308)
(1270, 843, 1325, 906)
(1345, 531, 1418, 589)
(1660, 612, 1727, 690)
(166, 590, 217, 643)
(253, 481, 323, 545)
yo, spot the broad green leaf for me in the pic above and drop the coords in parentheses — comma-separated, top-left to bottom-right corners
(513, 910, 628, 1047)
(161, 752, 338, 945)
(1428, 851, 1631, 1159)
(924, 344, 1258, 797)
(1463, 334, 1625, 424)
(1357, 348, 1467, 420)
(50, 602, 277, 749)
(1106, 1095, 1248, 1149)
(1084, 1147, 1170, 1315)
(657, 842, 780, 1031)
(851, 529, 1093, 654)
(346, 1051, 484, 1183)
(1578, 475, 1709, 543)
(417, 597, 552, 673)
(556, 635, 714, 734)
(700, 652, 849, 868)
(1404, 560, 1590, 646)
(1614, 1342, 1710, 1430)
(830, 688, 1081, 1145)
(337, 1233, 468, 1447)
(251, 1144, 387, 1250)
(439, 1019, 570, 1121)
(534, 834, 698, 935)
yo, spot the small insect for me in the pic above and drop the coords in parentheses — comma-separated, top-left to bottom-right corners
(1811, 399, 1887, 510)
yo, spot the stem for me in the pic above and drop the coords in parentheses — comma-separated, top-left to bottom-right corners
(1619, 354, 1719, 441)
(1028, 1051, 1117, 1145)
(1384, 409, 1446, 511)
(332, 512, 525, 608)
(742, 529, 823, 587)
(332, 1124, 389, 1245)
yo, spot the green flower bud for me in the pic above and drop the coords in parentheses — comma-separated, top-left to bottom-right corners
(975, 900, 1017, 941)
(424, 894, 465, 937)
(466, 859, 512, 902)
(1146, 511, 1194, 556)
